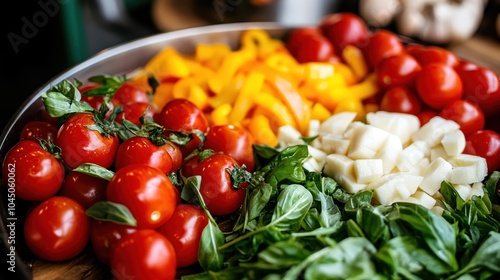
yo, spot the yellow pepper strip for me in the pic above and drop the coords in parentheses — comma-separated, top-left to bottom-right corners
(208, 72, 245, 108)
(172, 76, 207, 99)
(143, 47, 190, 78)
(208, 48, 255, 94)
(210, 103, 232, 126)
(310, 102, 331, 122)
(253, 92, 297, 128)
(342, 45, 368, 81)
(303, 63, 335, 82)
(188, 85, 209, 111)
(246, 114, 278, 147)
(349, 73, 379, 100)
(331, 62, 357, 86)
(151, 82, 174, 110)
(195, 43, 231, 61)
(228, 71, 265, 124)
(334, 98, 365, 119)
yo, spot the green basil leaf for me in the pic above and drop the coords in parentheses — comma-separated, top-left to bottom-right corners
(270, 184, 313, 232)
(73, 163, 114, 181)
(86, 201, 136, 226)
(198, 221, 225, 272)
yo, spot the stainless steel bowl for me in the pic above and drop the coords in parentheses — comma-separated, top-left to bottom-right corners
(0, 22, 289, 280)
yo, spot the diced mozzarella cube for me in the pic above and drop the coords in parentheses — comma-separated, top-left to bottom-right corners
(277, 125, 303, 147)
(320, 134, 350, 155)
(336, 174, 367, 194)
(374, 134, 402, 174)
(369, 173, 423, 204)
(411, 116, 460, 147)
(396, 140, 430, 172)
(308, 146, 327, 166)
(448, 154, 488, 184)
(420, 157, 452, 195)
(431, 205, 445, 216)
(412, 190, 437, 209)
(454, 184, 472, 201)
(353, 159, 384, 184)
(303, 157, 324, 173)
(366, 111, 420, 146)
(468, 182, 485, 199)
(373, 182, 397, 205)
(345, 123, 391, 159)
(308, 119, 322, 148)
(392, 196, 420, 205)
(441, 129, 465, 156)
(323, 154, 355, 179)
(319, 111, 357, 135)
(430, 145, 449, 162)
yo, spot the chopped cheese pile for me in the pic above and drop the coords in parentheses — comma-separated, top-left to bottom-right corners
(277, 111, 488, 214)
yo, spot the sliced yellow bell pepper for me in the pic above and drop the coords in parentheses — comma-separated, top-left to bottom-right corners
(342, 45, 368, 82)
(143, 47, 190, 78)
(246, 114, 278, 147)
(210, 103, 232, 126)
(228, 71, 265, 124)
(253, 92, 297, 128)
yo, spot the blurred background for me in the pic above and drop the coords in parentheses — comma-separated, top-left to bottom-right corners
(2, 0, 500, 131)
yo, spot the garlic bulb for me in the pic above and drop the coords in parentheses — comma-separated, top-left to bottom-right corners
(358, 0, 401, 27)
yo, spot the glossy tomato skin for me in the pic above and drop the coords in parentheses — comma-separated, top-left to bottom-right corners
(182, 153, 246, 216)
(156, 99, 209, 158)
(417, 110, 438, 126)
(156, 203, 209, 268)
(89, 219, 137, 265)
(458, 66, 500, 118)
(107, 164, 178, 229)
(203, 124, 256, 172)
(293, 34, 334, 63)
(19, 120, 58, 142)
(286, 27, 322, 55)
(80, 83, 104, 110)
(380, 86, 422, 115)
(114, 136, 173, 174)
(110, 229, 176, 280)
(164, 140, 183, 172)
(111, 82, 150, 106)
(319, 12, 370, 55)
(115, 102, 157, 126)
(59, 170, 108, 209)
(56, 112, 119, 170)
(24, 196, 90, 261)
(438, 99, 485, 136)
(409, 46, 459, 68)
(376, 53, 422, 89)
(365, 30, 404, 69)
(463, 130, 500, 172)
(416, 63, 463, 110)
(2, 140, 65, 201)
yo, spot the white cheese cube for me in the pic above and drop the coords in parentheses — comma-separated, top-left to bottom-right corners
(345, 123, 391, 159)
(448, 154, 488, 184)
(420, 157, 452, 196)
(277, 125, 303, 147)
(441, 129, 466, 156)
(412, 190, 437, 209)
(412, 116, 460, 147)
(454, 184, 472, 201)
(320, 134, 350, 155)
(323, 154, 354, 179)
(366, 111, 420, 146)
(353, 159, 384, 184)
(374, 134, 403, 174)
(468, 182, 485, 199)
(430, 145, 449, 162)
(319, 111, 357, 135)
(396, 140, 430, 172)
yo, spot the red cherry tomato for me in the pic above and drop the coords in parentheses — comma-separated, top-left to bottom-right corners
(24, 196, 90, 261)
(89, 219, 137, 265)
(463, 130, 500, 172)
(106, 164, 178, 229)
(365, 30, 404, 69)
(457, 66, 500, 118)
(2, 140, 64, 201)
(319, 12, 370, 55)
(286, 27, 323, 56)
(203, 124, 256, 172)
(80, 83, 104, 110)
(115, 102, 157, 126)
(157, 203, 209, 268)
(56, 112, 119, 169)
(19, 120, 58, 142)
(417, 110, 438, 126)
(409, 46, 459, 68)
(293, 33, 334, 63)
(164, 140, 183, 172)
(59, 170, 108, 210)
(156, 99, 209, 158)
(439, 99, 485, 136)
(380, 86, 422, 115)
(111, 82, 150, 106)
(114, 136, 174, 174)
(110, 229, 176, 280)
(376, 53, 422, 89)
(416, 63, 463, 110)
(181, 152, 247, 216)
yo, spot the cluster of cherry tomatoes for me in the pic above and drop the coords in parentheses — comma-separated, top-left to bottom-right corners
(2, 78, 257, 279)
(285, 12, 500, 172)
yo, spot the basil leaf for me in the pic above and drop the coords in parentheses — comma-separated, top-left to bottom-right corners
(198, 221, 225, 272)
(270, 184, 313, 232)
(73, 163, 114, 181)
(86, 201, 136, 226)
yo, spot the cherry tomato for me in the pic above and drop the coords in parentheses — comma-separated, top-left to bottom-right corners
(59, 170, 108, 209)
(56, 112, 119, 170)
(293, 33, 334, 63)
(2, 140, 64, 201)
(286, 27, 322, 55)
(157, 203, 208, 268)
(156, 99, 209, 158)
(380, 86, 422, 115)
(319, 12, 370, 55)
(107, 164, 178, 229)
(115, 102, 157, 126)
(181, 152, 247, 216)
(203, 124, 256, 172)
(24, 196, 90, 261)
(110, 229, 176, 280)
(80, 83, 104, 110)
(365, 30, 404, 69)
(409, 46, 459, 68)
(164, 140, 183, 172)
(463, 130, 500, 172)
(416, 63, 463, 110)
(457, 65, 500, 118)
(89, 219, 137, 265)
(19, 120, 58, 142)
(417, 110, 438, 126)
(114, 136, 174, 174)
(439, 100, 485, 136)
(376, 53, 422, 89)
(111, 82, 150, 106)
